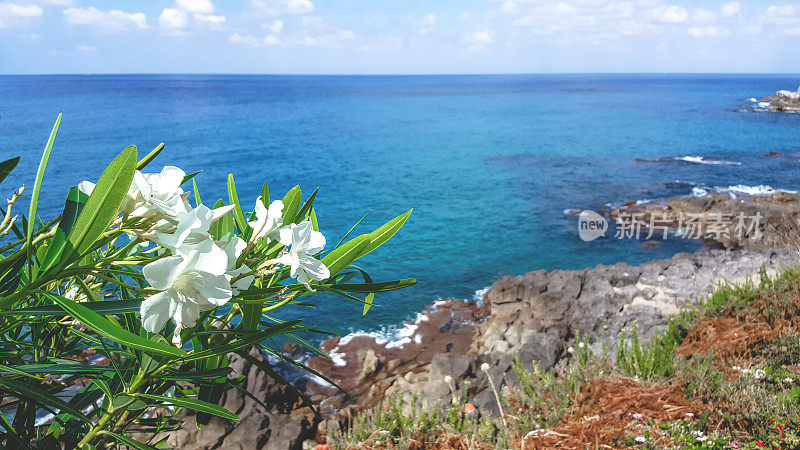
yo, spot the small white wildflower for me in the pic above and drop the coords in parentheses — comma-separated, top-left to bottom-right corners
(451, 396, 459, 405)
(697, 435, 708, 442)
(444, 375, 453, 384)
(567, 346, 574, 354)
(731, 366, 741, 371)
(753, 369, 766, 379)
(480, 362, 490, 372)
(635, 436, 646, 443)
(685, 412, 694, 418)
(692, 430, 704, 437)
(578, 342, 585, 349)
(632, 413, 642, 419)
(784, 377, 793, 383)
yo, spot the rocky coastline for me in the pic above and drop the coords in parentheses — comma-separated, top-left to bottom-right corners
(760, 85, 800, 112)
(165, 191, 800, 449)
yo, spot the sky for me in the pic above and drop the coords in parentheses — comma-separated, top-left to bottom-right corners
(0, 0, 799, 74)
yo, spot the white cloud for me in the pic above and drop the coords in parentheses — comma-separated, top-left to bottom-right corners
(266, 19, 283, 33)
(63, 7, 147, 30)
(422, 13, 435, 26)
(251, 0, 314, 15)
(230, 32, 260, 46)
(0, 2, 42, 26)
(301, 16, 322, 27)
(176, 0, 215, 15)
(78, 44, 94, 51)
(721, 2, 741, 17)
(463, 28, 494, 50)
(359, 35, 403, 52)
(688, 26, 729, 38)
(692, 8, 715, 23)
(263, 34, 279, 45)
(651, 5, 688, 23)
(194, 14, 225, 25)
(0, 3, 42, 18)
(159, 8, 187, 30)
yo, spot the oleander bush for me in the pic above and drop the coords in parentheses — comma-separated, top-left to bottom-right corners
(0, 114, 415, 449)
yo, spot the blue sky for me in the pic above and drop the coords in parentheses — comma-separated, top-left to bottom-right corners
(0, 0, 799, 74)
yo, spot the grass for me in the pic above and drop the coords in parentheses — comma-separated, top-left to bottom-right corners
(327, 264, 800, 449)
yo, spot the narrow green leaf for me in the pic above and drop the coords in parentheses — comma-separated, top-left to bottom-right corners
(227, 174, 250, 235)
(331, 278, 418, 294)
(333, 210, 371, 249)
(40, 186, 89, 273)
(181, 170, 201, 185)
(47, 294, 185, 358)
(192, 178, 202, 206)
(294, 188, 318, 222)
(64, 145, 137, 263)
(27, 113, 62, 247)
(321, 234, 371, 278)
(356, 209, 412, 259)
(281, 185, 302, 225)
(0, 362, 116, 375)
(183, 320, 302, 362)
(0, 156, 20, 186)
(0, 298, 142, 317)
(260, 181, 270, 206)
(136, 394, 240, 423)
(136, 142, 164, 170)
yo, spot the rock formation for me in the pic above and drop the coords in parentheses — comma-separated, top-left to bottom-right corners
(761, 86, 800, 112)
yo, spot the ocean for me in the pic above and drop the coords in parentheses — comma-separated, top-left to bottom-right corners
(2, 74, 799, 339)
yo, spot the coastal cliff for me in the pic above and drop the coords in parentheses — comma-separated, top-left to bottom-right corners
(165, 191, 800, 449)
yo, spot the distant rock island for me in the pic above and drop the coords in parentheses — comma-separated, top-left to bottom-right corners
(761, 85, 800, 112)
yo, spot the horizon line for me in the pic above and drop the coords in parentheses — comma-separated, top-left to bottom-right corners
(2, 72, 800, 77)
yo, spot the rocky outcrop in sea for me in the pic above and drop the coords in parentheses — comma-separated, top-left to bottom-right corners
(760, 85, 800, 112)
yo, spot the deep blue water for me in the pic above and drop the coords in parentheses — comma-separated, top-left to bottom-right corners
(1, 74, 799, 337)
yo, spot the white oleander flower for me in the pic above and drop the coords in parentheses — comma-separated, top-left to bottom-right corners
(140, 240, 231, 334)
(218, 233, 255, 294)
(249, 197, 284, 243)
(480, 362, 490, 372)
(153, 204, 234, 253)
(127, 166, 191, 219)
(277, 221, 329, 291)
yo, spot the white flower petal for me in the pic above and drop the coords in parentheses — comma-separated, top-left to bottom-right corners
(306, 229, 326, 255)
(211, 204, 235, 223)
(192, 273, 233, 307)
(172, 298, 200, 328)
(143, 255, 186, 290)
(298, 255, 329, 281)
(156, 166, 185, 195)
(77, 180, 95, 196)
(140, 291, 177, 333)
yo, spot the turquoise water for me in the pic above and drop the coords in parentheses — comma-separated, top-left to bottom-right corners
(2, 74, 800, 336)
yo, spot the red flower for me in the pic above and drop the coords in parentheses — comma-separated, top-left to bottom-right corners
(756, 439, 766, 447)
(778, 423, 784, 434)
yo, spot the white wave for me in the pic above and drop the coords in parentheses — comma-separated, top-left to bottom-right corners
(676, 156, 742, 166)
(473, 286, 491, 306)
(691, 187, 709, 197)
(748, 97, 758, 102)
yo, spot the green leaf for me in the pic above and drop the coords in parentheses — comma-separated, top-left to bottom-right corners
(0, 376, 91, 424)
(156, 367, 232, 381)
(136, 142, 164, 170)
(294, 188, 318, 222)
(192, 178, 202, 206)
(40, 186, 89, 273)
(63, 145, 137, 263)
(0, 156, 20, 186)
(281, 186, 302, 225)
(260, 181, 270, 206)
(47, 293, 185, 359)
(100, 431, 159, 450)
(181, 170, 202, 185)
(27, 113, 62, 248)
(331, 278, 418, 294)
(0, 298, 142, 317)
(321, 234, 371, 278)
(0, 362, 116, 375)
(227, 174, 250, 236)
(356, 209, 412, 259)
(136, 394, 240, 423)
